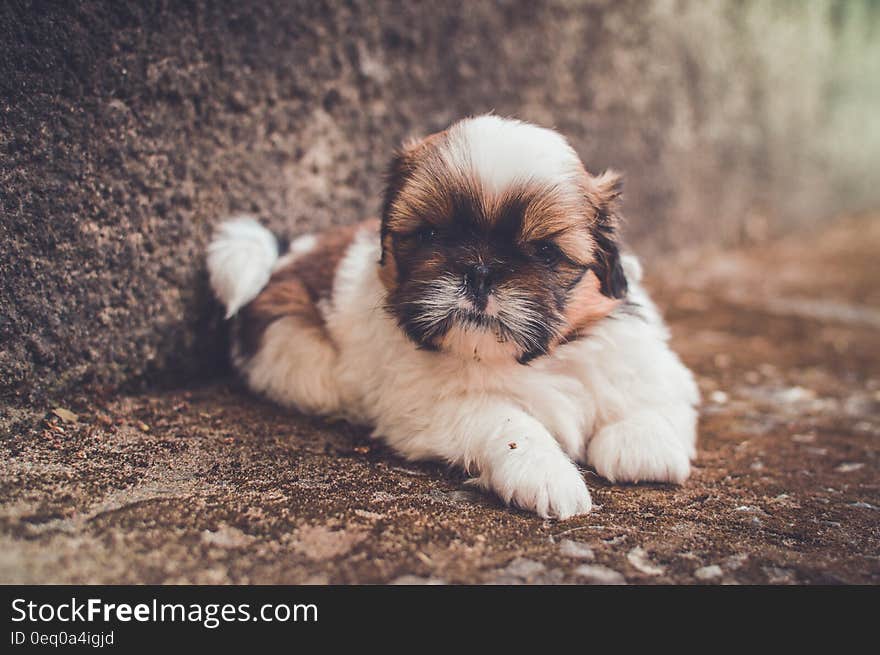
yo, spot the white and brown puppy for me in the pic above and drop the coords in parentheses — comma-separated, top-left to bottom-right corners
(207, 115, 699, 519)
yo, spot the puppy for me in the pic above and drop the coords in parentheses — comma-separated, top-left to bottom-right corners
(207, 115, 699, 519)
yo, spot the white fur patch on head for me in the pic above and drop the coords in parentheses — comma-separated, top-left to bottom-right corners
(441, 115, 582, 195)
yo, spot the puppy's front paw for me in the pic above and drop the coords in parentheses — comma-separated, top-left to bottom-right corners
(475, 440, 592, 519)
(587, 413, 692, 484)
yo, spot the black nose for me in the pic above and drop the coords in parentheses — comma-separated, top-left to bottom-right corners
(466, 264, 492, 309)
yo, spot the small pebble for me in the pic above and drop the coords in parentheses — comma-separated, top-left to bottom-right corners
(353, 509, 385, 520)
(778, 386, 816, 403)
(627, 547, 665, 576)
(572, 565, 626, 585)
(558, 539, 595, 560)
(391, 575, 446, 585)
(694, 565, 723, 580)
(503, 557, 546, 578)
(52, 408, 79, 423)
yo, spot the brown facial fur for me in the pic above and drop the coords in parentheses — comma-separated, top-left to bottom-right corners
(381, 135, 624, 278)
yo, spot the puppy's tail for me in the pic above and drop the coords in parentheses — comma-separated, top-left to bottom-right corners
(207, 216, 281, 319)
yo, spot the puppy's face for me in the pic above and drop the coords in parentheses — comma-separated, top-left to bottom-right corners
(379, 116, 628, 363)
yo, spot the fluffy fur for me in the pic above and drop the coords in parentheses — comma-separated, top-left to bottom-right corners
(207, 216, 281, 318)
(208, 115, 699, 519)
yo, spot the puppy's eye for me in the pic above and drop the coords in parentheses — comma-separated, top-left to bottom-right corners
(534, 241, 561, 264)
(416, 226, 437, 244)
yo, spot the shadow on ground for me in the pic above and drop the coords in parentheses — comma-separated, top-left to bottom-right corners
(1, 215, 878, 584)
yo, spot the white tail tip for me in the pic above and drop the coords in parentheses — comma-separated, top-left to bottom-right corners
(207, 216, 279, 318)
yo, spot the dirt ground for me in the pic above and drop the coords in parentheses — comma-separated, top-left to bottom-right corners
(1, 215, 877, 584)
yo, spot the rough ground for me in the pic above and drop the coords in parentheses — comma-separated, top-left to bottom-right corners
(1, 215, 878, 584)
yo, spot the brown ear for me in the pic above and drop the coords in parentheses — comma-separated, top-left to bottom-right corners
(378, 140, 421, 294)
(379, 131, 446, 288)
(379, 132, 443, 257)
(591, 169, 623, 209)
(587, 170, 628, 299)
(379, 140, 418, 267)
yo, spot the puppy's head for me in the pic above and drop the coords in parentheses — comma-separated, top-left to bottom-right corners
(379, 115, 628, 363)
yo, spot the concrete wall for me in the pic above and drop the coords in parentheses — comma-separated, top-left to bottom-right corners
(2, 0, 878, 403)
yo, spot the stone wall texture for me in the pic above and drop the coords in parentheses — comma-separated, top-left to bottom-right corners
(2, 0, 879, 404)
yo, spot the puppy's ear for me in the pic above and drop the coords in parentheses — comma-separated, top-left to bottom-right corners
(379, 131, 444, 285)
(589, 170, 628, 299)
(379, 140, 419, 267)
(592, 169, 623, 207)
